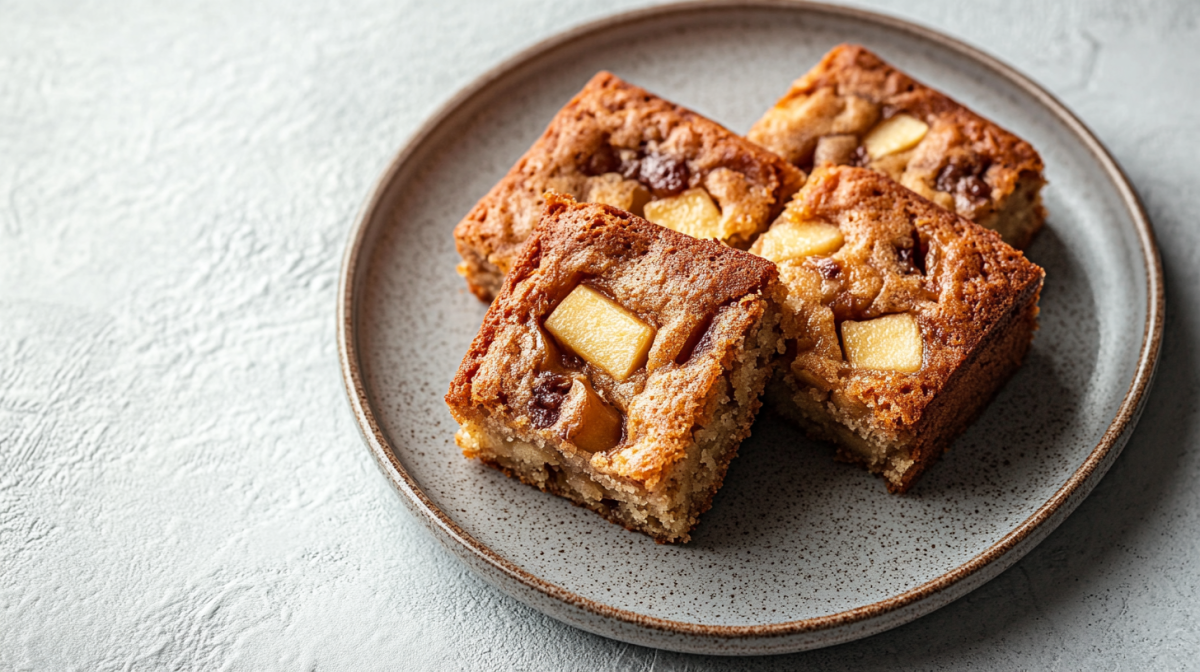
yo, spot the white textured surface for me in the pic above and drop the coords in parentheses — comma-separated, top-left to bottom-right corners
(0, 0, 1195, 668)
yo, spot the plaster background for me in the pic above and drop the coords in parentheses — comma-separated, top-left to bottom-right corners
(1, 0, 1196, 669)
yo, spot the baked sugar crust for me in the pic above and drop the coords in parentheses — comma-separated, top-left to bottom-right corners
(748, 44, 1046, 249)
(454, 71, 806, 301)
(446, 195, 786, 542)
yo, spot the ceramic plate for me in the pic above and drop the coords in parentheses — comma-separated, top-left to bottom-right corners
(338, 1, 1162, 655)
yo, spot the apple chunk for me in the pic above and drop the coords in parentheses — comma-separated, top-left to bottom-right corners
(813, 134, 859, 166)
(585, 172, 652, 217)
(751, 219, 844, 263)
(544, 285, 655, 381)
(863, 114, 929, 160)
(557, 378, 623, 453)
(642, 188, 722, 240)
(840, 313, 923, 373)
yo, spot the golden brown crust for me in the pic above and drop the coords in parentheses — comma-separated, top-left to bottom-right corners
(447, 194, 783, 489)
(748, 44, 1046, 248)
(454, 71, 807, 301)
(761, 166, 1044, 490)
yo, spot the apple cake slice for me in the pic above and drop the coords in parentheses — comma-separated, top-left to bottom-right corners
(446, 194, 786, 542)
(748, 44, 1046, 249)
(751, 166, 1044, 492)
(454, 71, 806, 301)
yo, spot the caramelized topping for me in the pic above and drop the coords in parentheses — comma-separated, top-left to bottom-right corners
(558, 379, 623, 453)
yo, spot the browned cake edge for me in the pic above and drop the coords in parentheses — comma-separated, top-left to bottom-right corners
(769, 267, 1042, 493)
(885, 289, 1041, 492)
(456, 238, 505, 302)
(976, 170, 1046, 251)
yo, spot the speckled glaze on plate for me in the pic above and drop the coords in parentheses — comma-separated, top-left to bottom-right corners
(337, 1, 1163, 655)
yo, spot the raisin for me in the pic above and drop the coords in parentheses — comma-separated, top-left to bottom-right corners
(896, 236, 925, 275)
(963, 175, 990, 200)
(850, 145, 871, 168)
(529, 372, 572, 428)
(816, 257, 842, 280)
(619, 154, 641, 180)
(528, 406, 557, 429)
(934, 161, 965, 193)
(533, 372, 572, 400)
(638, 152, 689, 197)
(935, 156, 992, 204)
(582, 143, 620, 176)
(931, 166, 960, 193)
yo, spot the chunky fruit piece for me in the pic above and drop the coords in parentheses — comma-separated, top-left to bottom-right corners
(840, 313, 923, 373)
(813, 134, 859, 166)
(558, 378, 623, 453)
(862, 114, 929, 160)
(586, 172, 652, 217)
(750, 219, 844, 263)
(643, 188, 723, 240)
(544, 285, 655, 381)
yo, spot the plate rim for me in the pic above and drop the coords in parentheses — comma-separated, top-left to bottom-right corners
(337, 0, 1165, 643)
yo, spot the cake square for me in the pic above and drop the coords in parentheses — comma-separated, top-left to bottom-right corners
(750, 166, 1044, 492)
(748, 44, 1046, 249)
(446, 194, 786, 542)
(454, 71, 806, 301)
